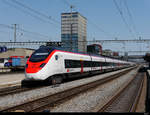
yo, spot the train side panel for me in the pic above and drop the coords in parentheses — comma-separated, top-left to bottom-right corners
(24, 47, 135, 85)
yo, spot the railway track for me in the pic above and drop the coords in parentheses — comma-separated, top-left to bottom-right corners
(0, 67, 135, 97)
(94, 71, 145, 112)
(0, 85, 22, 97)
(0, 85, 43, 97)
(0, 67, 136, 112)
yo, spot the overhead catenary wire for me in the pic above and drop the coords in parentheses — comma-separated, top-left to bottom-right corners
(123, 0, 139, 38)
(1, 0, 51, 24)
(0, 24, 52, 41)
(61, 0, 115, 39)
(113, 0, 136, 39)
(0, 30, 11, 36)
(1, 0, 60, 29)
(11, 0, 60, 25)
(0, 25, 48, 41)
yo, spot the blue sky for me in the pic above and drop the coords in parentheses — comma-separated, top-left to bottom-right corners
(0, 0, 150, 54)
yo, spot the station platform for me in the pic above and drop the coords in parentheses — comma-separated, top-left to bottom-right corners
(0, 73, 25, 88)
(146, 70, 150, 112)
(136, 72, 147, 112)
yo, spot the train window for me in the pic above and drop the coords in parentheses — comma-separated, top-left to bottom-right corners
(83, 61, 103, 67)
(65, 59, 81, 68)
(92, 62, 96, 67)
(102, 62, 109, 66)
(70, 60, 80, 68)
(55, 55, 58, 60)
(65, 59, 115, 68)
(29, 47, 53, 62)
(65, 60, 70, 68)
(83, 61, 91, 67)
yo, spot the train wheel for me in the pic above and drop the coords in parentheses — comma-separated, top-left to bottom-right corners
(51, 76, 63, 85)
(51, 78, 56, 85)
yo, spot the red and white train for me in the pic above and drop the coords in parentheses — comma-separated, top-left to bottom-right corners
(22, 46, 134, 86)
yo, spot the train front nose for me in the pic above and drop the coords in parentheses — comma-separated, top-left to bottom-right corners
(24, 46, 54, 80)
(25, 62, 46, 80)
(26, 63, 42, 73)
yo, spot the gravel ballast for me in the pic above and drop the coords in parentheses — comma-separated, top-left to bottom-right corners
(50, 67, 138, 112)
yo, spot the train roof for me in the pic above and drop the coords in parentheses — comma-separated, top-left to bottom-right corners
(39, 45, 129, 62)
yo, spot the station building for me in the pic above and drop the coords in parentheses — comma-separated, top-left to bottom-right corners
(61, 12, 87, 52)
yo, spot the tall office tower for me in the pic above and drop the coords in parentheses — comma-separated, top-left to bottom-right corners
(61, 12, 87, 52)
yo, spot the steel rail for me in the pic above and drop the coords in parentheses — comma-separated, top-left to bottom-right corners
(0, 85, 45, 97)
(96, 71, 144, 112)
(128, 73, 145, 112)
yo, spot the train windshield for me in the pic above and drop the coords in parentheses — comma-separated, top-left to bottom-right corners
(29, 48, 53, 62)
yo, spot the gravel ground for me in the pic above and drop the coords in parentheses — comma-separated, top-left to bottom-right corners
(50, 68, 139, 112)
(0, 67, 136, 111)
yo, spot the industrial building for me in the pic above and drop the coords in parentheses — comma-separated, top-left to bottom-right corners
(61, 12, 87, 52)
(0, 48, 34, 58)
(87, 44, 102, 55)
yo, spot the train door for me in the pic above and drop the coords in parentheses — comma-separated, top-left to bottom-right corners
(80, 60, 83, 73)
(100, 62, 103, 72)
(89, 55, 93, 72)
(54, 54, 63, 73)
(104, 57, 107, 72)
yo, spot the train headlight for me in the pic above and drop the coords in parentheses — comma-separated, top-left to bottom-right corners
(40, 63, 46, 68)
